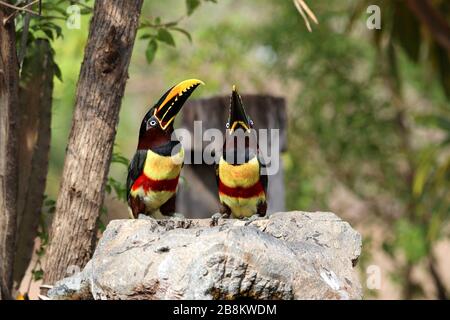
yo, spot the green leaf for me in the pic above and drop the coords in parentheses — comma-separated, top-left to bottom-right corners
(382, 240, 395, 258)
(415, 114, 450, 132)
(111, 153, 129, 167)
(42, 28, 54, 41)
(145, 39, 158, 64)
(140, 33, 152, 40)
(54, 63, 63, 82)
(395, 219, 428, 263)
(186, 0, 201, 16)
(412, 147, 436, 198)
(157, 29, 175, 47)
(32, 269, 44, 281)
(44, 199, 56, 206)
(171, 27, 192, 43)
(97, 218, 106, 232)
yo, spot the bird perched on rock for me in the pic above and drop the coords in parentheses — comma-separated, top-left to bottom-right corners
(216, 86, 268, 218)
(127, 79, 204, 218)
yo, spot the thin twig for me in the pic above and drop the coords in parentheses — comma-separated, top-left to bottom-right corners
(39, 15, 67, 21)
(298, 0, 318, 24)
(2, 0, 39, 24)
(0, 0, 39, 17)
(428, 253, 448, 300)
(293, 0, 319, 32)
(404, 0, 450, 52)
(140, 15, 186, 30)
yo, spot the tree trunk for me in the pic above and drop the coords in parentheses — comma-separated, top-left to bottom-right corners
(43, 0, 143, 285)
(0, 6, 20, 299)
(13, 39, 54, 289)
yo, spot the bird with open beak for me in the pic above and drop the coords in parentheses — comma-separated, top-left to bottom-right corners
(127, 79, 204, 218)
(216, 85, 268, 218)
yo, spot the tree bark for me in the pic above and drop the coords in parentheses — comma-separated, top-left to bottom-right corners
(13, 39, 54, 289)
(43, 0, 143, 285)
(0, 5, 20, 300)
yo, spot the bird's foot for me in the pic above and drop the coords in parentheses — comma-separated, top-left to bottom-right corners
(210, 213, 221, 226)
(210, 212, 230, 226)
(244, 214, 261, 226)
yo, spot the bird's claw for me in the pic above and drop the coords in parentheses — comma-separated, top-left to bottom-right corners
(210, 213, 221, 226)
(211, 212, 229, 226)
(244, 214, 261, 226)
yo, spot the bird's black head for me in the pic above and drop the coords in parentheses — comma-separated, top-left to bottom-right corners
(138, 79, 204, 149)
(223, 85, 258, 164)
(225, 85, 254, 133)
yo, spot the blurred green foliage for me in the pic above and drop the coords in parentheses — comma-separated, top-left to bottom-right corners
(251, 0, 449, 298)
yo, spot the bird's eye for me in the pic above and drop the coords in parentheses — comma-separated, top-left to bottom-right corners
(226, 122, 230, 129)
(147, 119, 157, 129)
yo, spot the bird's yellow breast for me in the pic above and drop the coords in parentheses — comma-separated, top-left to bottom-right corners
(143, 147, 184, 181)
(130, 147, 184, 214)
(218, 155, 265, 218)
(218, 156, 260, 188)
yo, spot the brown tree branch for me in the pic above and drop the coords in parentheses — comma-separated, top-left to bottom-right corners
(404, 0, 450, 52)
(0, 0, 39, 24)
(428, 254, 448, 300)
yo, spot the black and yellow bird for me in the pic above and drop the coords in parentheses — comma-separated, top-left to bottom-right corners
(127, 79, 204, 218)
(216, 86, 268, 218)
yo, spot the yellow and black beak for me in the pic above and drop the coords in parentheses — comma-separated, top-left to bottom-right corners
(153, 79, 205, 130)
(228, 85, 251, 132)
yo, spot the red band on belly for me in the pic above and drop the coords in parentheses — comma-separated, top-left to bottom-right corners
(132, 174, 179, 192)
(218, 179, 264, 198)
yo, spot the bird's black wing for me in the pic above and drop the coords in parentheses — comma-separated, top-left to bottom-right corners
(126, 150, 147, 200)
(258, 153, 268, 195)
(215, 162, 220, 188)
(214, 148, 222, 188)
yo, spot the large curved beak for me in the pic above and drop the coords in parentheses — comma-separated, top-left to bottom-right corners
(228, 85, 250, 132)
(153, 78, 205, 130)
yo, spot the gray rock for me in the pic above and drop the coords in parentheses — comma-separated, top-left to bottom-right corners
(48, 211, 362, 300)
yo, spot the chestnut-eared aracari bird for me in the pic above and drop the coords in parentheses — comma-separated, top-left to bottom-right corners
(216, 86, 268, 218)
(127, 79, 204, 219)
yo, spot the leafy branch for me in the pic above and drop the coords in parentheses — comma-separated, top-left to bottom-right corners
(139, 0, 216, 64)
